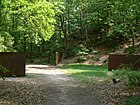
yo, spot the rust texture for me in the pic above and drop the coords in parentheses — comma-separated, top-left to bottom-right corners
(0, 52, 26, 76)
(108, 54, 140, 71)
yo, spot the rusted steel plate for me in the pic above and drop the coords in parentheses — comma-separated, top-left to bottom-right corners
(0, 52, 26, 76)
(108, 54, 140, 71)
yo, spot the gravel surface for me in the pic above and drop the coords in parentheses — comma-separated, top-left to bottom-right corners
(0, 65, 103, 105)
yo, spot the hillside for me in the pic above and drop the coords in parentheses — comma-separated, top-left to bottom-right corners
(60, 38, 140, 65)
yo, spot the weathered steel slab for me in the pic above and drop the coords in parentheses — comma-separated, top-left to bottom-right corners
(108, 54, 140, 71)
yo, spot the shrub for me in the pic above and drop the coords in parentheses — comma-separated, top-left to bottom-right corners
(0, 65, 9, 73)
(127, 71, 140, 87)
(124, 46, 139, 54)
(77, 56, 87, 62)
(0, 65, 9, 79)
(76, 44, 89, 56)
(118, 64, 134, 70)
(65, 44, 90, 59)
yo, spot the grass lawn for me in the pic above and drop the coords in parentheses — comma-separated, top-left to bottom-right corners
(60, 63, 140, 105)
(61, 64, 109, 84)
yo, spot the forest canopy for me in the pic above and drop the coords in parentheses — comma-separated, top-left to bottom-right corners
(0, 0, 140, 61)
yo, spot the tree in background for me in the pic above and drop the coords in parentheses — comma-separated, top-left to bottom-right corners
(0, 0, 56, 53)
(0, 0, 139, 62)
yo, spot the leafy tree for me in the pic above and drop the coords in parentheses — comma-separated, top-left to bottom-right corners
(0, 0, 57, 53)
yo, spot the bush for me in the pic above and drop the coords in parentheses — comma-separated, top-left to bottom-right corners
(65, 44, 90, 59)
(0, 65, 9, 73)
(77, 56, 87, 62)
(0, 65, 9, 79)
(124, 46, 139, 54)
(64, 45, 77, 59)
(113, 69, 140, 87)
(118, 64, 134, 70)
(128, 71, 140, 87)
(76, 44, 89, 56)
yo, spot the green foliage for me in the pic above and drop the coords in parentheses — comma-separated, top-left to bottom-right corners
(76, 44, 89, 56)
(61, 64, 108, 84)
(25, 74, 36, 79)
(113, 69, 140, 87)
(125, 96, 140, 105)
(77, 56, 87, 62)
(65, 44, 89, 59)
(0, 65, 9, 77)
(127, 71, 140, 87)
(64, 45, 77, 59)
(0, 66, 9, 81)
(91, 50, 100, 55)
(118, 64, 134, 70)
(62, 64, 140, 88)
(1, 0, 140, 61)
(124, 46, 140, 54)
(0, 31, 15, 52)
(47, 0, 140, 61)
(0, 0, 59, 55)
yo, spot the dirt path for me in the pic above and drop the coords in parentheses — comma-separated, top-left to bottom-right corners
(0, 64, 103, 105)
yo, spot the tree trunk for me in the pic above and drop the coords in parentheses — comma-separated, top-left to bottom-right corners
(129, 25, 135, 46)
(85, 25, 88, 46)
(42, 40, 45, 52)
(24, 33, 26, 52)
(30, 41, 33, 58)
(60, 15, 67, 53)
(23, 16, 28, 52)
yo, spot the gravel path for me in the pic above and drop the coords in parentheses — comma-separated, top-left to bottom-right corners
(0, 65, 102, 105)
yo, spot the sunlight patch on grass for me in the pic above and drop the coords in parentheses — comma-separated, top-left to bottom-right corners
(61, 64, 109, 84)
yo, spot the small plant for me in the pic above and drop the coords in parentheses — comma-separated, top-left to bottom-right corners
(91, 50, 99, 54)
(124, 46, 139, 54)
(25, 75, 36, 79)
(0, 65, 9, 80)
(0, 65, 9, 73)
(77, 56, 87, 62)
(76, 44, 89, 56)
(127, 71, 140, 87)
(118, 64, 134, 70)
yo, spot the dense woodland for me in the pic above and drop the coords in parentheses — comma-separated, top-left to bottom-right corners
(0, 1, 140, 104)
(0, 0, 140, 63)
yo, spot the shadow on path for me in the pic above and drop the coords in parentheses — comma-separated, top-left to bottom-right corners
(0, 64, 103, 105)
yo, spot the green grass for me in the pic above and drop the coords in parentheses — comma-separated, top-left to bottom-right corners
(125, 96, 140, 105)
(61, 64, 140, 85)
(61, 64, 109, 84)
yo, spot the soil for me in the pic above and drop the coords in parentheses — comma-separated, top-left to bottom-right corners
(0, 64, 103, 105)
